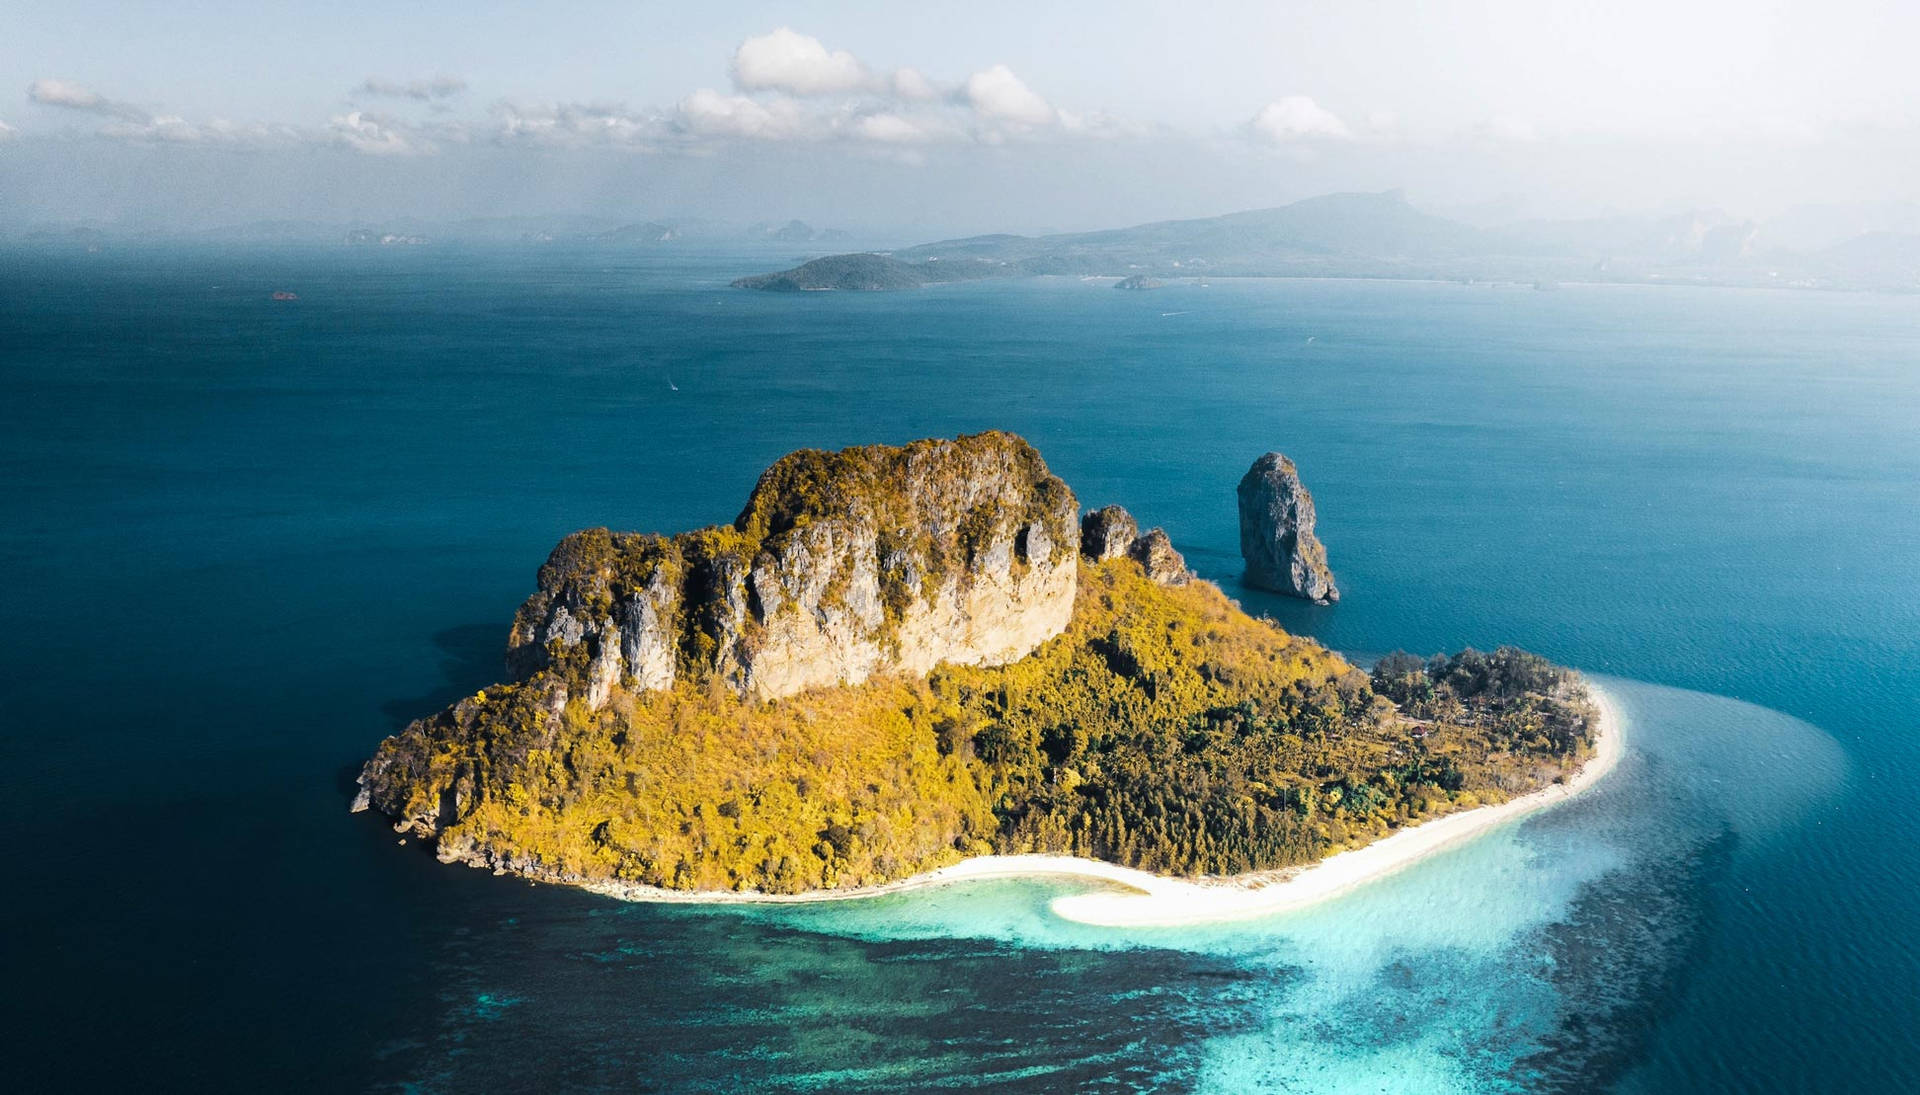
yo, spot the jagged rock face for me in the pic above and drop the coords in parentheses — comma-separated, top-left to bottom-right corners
(505, 432, 1080, 703)
(1237, 452, 1339, 604)
(1128, 527, 1191, 586)
(505, 532, 685, 700)
(1078, 505, 1188, 585)
(1081, 505, 1140, 561)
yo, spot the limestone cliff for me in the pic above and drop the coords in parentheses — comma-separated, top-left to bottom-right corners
(503, 431, 1079, 704)
(1238, 452, 1339, 603)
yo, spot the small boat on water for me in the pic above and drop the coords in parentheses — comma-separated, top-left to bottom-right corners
(271, 290, 298, 301)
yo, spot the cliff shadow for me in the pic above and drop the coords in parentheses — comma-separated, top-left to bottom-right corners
(337, 624, 509, 801)
(379, 622, 508, 730)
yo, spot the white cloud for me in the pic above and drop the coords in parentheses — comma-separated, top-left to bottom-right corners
(962, 64, 1056, 126)
(1055, 108, 1155, 139)
(854, 112, 927, 143)
(27, 78, 151, 121)
(17, 38, 1129, 159)
(0, 119, 14, 140)
(1249, 96, 1352, 142)
(732, 28, 868, 96)
(98, 115, 202, 142)
(718, 29, 1080, 145)
(675, 89, 809, 140)
(22, 77, 455, 152)
(326, 111, 427, 154)
(889, 67, 937, 102)
(357, 75, 467, 102)
(492, 100, 659, 147)
(727, 28, 953, 106)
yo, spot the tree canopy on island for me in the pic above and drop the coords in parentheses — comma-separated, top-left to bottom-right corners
(360, 560, 1598, 893)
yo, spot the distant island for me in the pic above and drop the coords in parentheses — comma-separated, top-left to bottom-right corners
(731, 253, 961, 292)
(355, 432, 1607, 909)
(731, 190, 1920, 293)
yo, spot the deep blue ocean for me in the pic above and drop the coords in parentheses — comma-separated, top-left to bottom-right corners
(1, 244, 1914, 1093)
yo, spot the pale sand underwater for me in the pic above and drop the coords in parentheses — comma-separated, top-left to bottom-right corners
(580, 681, 1626, 927)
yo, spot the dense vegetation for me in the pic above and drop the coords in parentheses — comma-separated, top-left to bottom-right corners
(731, 252, 1007, 292)
(730, 253, 931, 291)
(1369, 647, 1597, 762)
(363, 558, 1598, 894)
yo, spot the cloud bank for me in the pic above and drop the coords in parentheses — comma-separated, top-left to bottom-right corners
(17, 30, 1100, 155)
(14, 34, 1432, 162)
(26, 78, 314, 146)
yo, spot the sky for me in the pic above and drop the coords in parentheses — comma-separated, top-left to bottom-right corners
(2, 0, 1917, 235)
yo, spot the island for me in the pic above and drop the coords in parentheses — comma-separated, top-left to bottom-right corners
(729, 253, 1001, 292)
(354, 431, 1608, 915)
(595, 222, 679, 244)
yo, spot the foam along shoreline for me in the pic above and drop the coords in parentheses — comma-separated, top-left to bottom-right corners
(581, 681, 1625, 927)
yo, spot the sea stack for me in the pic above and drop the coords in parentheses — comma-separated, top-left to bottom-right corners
(1237, 452, 1339, 603)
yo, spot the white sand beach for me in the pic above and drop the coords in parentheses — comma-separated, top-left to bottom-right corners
(584, 681, 1625, 927)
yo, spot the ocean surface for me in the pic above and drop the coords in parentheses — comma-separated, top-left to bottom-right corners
(1, 244, 1914, 1093)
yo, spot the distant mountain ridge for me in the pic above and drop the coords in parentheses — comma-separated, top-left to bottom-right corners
(899, 191, 1486, 270)
(733, 190, 1920, 293)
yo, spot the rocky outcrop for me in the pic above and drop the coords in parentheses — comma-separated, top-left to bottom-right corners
(1080, 505, 1139, 561)
(1078, 505, 1188, 585)
(351, 676, 570, 828)
(1237, 452, 1338, 603)
(1127, 528, 1190, 586)
(504, 432, 1080, 703)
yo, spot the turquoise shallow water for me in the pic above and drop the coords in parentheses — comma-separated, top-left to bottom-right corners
(1, 245, 1915, 1091)
(725, 677, 1845, 1093)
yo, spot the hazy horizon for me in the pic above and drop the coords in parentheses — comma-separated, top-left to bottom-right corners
(4, 2, 1919, 239)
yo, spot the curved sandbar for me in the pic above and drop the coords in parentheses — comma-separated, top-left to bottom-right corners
(579, 681, 1625, 927)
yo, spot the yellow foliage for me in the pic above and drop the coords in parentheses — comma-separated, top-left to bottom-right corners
(365, 558, 1588, 892)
